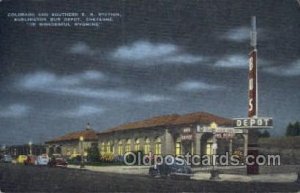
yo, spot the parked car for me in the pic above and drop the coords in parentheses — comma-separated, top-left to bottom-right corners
(149, 157, 193, 180)
(48, 154, 68, 167)
(24, 155, 37, 165)
(36, 154, 49, 166)
(16, 155, 28, 164)
(0, 154, 13, 163)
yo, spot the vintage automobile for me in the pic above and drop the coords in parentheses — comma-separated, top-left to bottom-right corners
(48, 154, 68, 167)
(24, 155, 37, 165)
(36, 154, 50, 166)
(16, 155, 28, 164)
(0, 154, 13, 163)
(149, 157, 193, 180)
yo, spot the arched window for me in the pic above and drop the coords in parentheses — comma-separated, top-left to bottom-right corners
(206, 137, 213, 155)
(144, 138, 150, 154)
(154, 137, 161, 155)
(175, 137, 181, 155)
(107, 141, 111, 153)
(135, 138, 140, 151)
(106, 141, 114, 153)
(101, 142, 106, 153)
(125, 139, 131, 152)
(118, 140, 123, 155)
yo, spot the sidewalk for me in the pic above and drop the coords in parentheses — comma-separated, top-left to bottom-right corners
(68, 164, 298, 183)
(68, 165, 149, 175)
(192, 173, 298, 183)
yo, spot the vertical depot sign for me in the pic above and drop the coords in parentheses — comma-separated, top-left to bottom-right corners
(248, 49, 257, 118)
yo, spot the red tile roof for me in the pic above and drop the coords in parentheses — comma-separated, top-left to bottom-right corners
(46, 112, 233, 142)
(100, 114, 180, 134)
(99, 112, 233, 134)
(170, 112, 233, 126)
(46, 129, 97, 144)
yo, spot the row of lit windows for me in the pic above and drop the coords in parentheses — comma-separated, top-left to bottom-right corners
(101, 137, 161, 155)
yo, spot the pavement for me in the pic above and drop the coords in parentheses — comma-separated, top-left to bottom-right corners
(2, 164, 300, 192)
(68, 164, 299, 183)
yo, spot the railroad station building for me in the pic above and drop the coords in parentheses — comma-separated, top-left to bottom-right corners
(97, 112, 248, 157)
(45, 124, 98, 157)
(45, 112, 248, 158)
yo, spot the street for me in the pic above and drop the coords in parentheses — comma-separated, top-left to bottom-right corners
(1, 164, 300, 192)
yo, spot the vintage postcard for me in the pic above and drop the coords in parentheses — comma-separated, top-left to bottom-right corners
(0, 0, 299, 192)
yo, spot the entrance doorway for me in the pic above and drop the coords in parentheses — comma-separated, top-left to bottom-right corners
(201, 133, 214, 156)
(181, 141, 193, 155)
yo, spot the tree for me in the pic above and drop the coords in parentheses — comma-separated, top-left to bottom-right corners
(285, 122, 300, 137)
(87, 145, 100, 162)
(260, 130, 270, 138)
(295, 121, 300, 136)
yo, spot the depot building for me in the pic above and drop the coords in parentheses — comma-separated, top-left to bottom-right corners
(97, 112, 248, 157)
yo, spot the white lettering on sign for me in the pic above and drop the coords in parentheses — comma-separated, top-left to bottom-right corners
(183, 127, 191, 133)
(249, 57, 253, 70)
(181, 134, 193, 140)
(234, 117, 273, 128)
(249, 98, 253, 112)
(249, 78, 253, 90)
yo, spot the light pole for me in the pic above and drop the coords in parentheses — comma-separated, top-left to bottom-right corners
(28, 141, 32, 155)
(79, 136, 84, 168)
(210, 122, 220, 180)
(1, 145, 6, 154)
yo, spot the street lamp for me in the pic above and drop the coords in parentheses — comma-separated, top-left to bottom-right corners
(209, 122, 220, 180)
(79, 136, 84, 168)
(1, 145, 6, 155)
(28, 141, 32, 155)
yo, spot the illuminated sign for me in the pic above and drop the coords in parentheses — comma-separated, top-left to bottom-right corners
(215, 133, 235, 139)
(248, 50, 257, 117)
(181, 135, 193, 141)
(234, 117, 273, 129)
(181, 127, 193, 141)
(182, 127, 191, 133)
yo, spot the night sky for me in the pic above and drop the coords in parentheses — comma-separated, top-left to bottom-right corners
(0, 0, 299, 145)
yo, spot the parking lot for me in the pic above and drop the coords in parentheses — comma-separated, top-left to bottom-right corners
(1, 164, 300, 192)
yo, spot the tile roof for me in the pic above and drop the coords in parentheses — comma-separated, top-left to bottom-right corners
(98, 112, 233, 134)
(100, 114, 180, 134)
(46, 128, 97, 144)
(170, 112, 233, 126)
(46, 112, 234, 142)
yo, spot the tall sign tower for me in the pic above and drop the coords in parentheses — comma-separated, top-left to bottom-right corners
(248, 16, 258, 118)
(234, 16, 273, 175)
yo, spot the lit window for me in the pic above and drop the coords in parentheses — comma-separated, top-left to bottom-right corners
(107, 141, 111, 153)
(206, 137, 213, 155)
(101, 142, 106, 153)
(118, 140, 123, 155)
(144, 138, 150, 154)
(107, 141, 114, 153)
(154, 137, 161, 155)
(175, 137, 181, 155)
(135, 138, 140, 151)
(125, 139, 131, 152)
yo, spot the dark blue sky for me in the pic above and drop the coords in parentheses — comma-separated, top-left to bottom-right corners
(0, 0, 299, 145)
